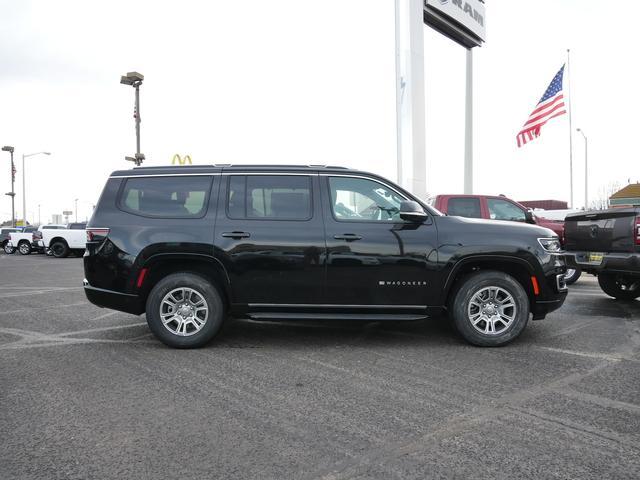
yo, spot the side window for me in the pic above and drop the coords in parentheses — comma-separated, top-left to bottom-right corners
(119, 176, 212, 218)
(227, 175, 312, 221)
(487, 199, 526, 222)
(447, 197, 482, 219)
(328, 176, 408, 222)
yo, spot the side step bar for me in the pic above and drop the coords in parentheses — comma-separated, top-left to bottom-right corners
(246, 312, 428, 321)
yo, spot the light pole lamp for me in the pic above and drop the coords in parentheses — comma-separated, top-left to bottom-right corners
(22, 151, 50, 226)
(2, 146, 16, 227)
(576, 128, 588, 209)
(120, 71, 145, 166)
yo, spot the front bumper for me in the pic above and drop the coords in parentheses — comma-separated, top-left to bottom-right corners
(564, 251, 640, 276)
(83, 279, 144, 315)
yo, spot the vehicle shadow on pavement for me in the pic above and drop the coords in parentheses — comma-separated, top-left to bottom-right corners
(210, 316, 465, 349)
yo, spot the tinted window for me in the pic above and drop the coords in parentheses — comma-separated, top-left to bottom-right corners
(227, 175, 311, 220)
(68, 223, 87, 230)
(447, 197, 482, 218)
(487, 198, 526, 222)
(329, 176, 408, 222)
(119, 176, 211, 218)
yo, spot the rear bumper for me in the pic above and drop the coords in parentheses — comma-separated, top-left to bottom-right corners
(564, 251, 640, 276)
(83, 279, 144, 315)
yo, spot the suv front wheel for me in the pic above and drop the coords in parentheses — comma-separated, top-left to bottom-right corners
(450, 271, 530, 347)
(145, 272, 225, 348)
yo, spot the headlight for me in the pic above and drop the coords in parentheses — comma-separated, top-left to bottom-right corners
(538, 237, 562, 253)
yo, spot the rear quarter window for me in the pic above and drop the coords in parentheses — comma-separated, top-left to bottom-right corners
(118, 176, 213, 218)
(447, 197, 482, 218)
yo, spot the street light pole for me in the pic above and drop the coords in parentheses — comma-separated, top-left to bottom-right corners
(2, 146, 16, 227)
(75, 198, 78, 223)
(120, 72, 145, 166)
(22, 151, 50, 226)
(576, 128, 588, 209)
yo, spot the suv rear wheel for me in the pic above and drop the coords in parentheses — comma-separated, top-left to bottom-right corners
(450, 270, 530, 347)
(598, 273, 640, 300)
(145, 272, 225, 348)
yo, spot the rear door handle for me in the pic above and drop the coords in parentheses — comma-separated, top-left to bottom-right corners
(334, 234, 362, 242)
(222, 231, 251, 239)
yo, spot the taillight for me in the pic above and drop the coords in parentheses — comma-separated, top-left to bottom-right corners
(7, 234, 11, 241)
(86, 228, 110, 242)
(635, 217, 640, 246)
(32, 231, 42, 241)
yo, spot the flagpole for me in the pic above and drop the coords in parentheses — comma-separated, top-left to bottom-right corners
(566, 48, 574, 208)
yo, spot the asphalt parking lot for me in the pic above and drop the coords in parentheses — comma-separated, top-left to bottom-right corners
(1, 254, 639, 480)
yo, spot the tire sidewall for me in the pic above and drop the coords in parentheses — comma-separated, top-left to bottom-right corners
(451, 271, 530, 347)
(51, 241, 68, 258)
(598, 273, 640, 300)
(18, 241, 31, 255)
(146, 273, 225, 348)
(564, 268, 581, 285)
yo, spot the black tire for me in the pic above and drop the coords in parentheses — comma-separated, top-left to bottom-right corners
(145, 272, 225, 348)
(564, 268, 581, 285)
(450, 270, 530, 347)
(597, 273, 640, 301)
(18, 241, 31, 255)
(3, 241, 15, 254)
(50, 240, 69, 258)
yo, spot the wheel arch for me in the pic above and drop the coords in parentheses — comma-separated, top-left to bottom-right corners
(137, 253, 232, 310)
(49, 236, 69, 247)
(443, 255, 537, 308)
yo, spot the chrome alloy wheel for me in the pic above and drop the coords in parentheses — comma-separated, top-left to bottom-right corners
(160, 287, 209, 336)
(19, 243, 30, 254)
(467, 286, 517, 336)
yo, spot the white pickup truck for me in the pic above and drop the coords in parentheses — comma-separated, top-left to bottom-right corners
(6, 226, 44, 255)
(41, 222, 87, 258)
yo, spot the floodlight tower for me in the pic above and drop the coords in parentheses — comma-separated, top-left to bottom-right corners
(120, 71, 145, 166)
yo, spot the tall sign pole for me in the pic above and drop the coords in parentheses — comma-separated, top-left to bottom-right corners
(395, 0, 427, 200)
(566, 49, 574, 208)
(464, 48, 473, 194)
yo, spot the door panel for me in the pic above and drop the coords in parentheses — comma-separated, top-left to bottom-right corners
(214, 174, 326, 306)
(322, 175, 439, 309)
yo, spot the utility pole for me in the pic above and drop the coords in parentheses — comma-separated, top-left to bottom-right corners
(464, 48, 473, 194)
(75, 198, 78, 222)
(2, 146, 16, 227)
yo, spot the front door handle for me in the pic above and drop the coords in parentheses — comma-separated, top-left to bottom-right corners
(334, 234, 362, 242)
(222, 231, 251, 239)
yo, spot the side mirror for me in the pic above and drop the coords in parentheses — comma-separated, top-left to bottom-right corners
(525, 208, 536, 224)
(400, 201, 427, 222)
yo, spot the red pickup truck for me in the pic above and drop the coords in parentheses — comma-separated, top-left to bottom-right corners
(430, 194, 580, 284)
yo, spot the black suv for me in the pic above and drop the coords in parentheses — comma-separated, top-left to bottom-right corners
(84, 165, 568, 348)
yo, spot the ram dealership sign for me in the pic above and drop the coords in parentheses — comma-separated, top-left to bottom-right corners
(424, 0, 486, 48)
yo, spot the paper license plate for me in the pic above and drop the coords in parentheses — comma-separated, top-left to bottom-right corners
(588, 252, 604, 264)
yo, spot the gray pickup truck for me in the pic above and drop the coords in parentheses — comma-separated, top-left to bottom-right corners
(564, 207, 640, 300)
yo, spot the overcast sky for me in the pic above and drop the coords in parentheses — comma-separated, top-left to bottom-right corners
(0, 1, 637, 223)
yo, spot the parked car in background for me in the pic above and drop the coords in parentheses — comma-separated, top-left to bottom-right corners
(429, 194, 581, 284)
(1, 227, 20, 254)
(83, 165, 568, 349)
(6, 226, 43, 255)
(42, 223, 87, 258)
(564, 207, 640, 300)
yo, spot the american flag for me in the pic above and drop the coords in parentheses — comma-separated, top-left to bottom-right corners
(516, 65, 567, 147)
